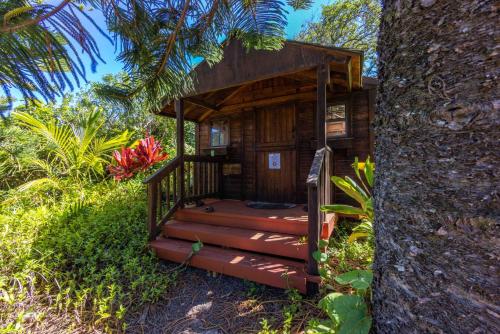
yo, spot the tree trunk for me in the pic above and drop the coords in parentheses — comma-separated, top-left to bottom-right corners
(373, 1, 499, 333)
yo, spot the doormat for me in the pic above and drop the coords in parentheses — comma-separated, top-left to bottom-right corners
(246, 201, 296, 210)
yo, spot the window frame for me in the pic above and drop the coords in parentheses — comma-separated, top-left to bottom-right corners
(209, 119, 230, 147)
(326, 101, 351, 139)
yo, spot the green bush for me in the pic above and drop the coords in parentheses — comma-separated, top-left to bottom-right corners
(0, 178, 170, 332)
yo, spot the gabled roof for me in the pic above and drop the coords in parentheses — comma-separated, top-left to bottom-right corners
(187, 39, 363, 96)
(161, 39, 366, 121)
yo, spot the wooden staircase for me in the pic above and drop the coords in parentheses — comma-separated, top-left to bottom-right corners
(150, 199, 335, 293)
(145, 148, 334, 294)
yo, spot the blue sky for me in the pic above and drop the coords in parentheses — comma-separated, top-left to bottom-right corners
(77, 1, 329, 83)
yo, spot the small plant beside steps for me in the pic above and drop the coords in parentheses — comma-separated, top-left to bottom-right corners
(307, 157, 375, 334)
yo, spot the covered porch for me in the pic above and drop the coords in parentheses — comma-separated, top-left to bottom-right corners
(145, 40, 368, 294)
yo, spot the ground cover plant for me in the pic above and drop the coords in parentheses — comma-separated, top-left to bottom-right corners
(0, 179, 172, 332)
(0, 93, 183, 332)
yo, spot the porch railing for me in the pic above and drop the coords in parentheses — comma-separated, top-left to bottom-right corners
(143, 155, 224, 240)
(306, 146, 333, 293)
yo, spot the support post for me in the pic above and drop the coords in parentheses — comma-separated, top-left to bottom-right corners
(316, 63, 329, 149)
(307, 184, 320, 295)
(147, 182, 158, 241)
(175, 99, 185, 206)
(218, 161, 224, 199)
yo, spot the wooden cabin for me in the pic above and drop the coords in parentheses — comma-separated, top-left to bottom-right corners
(145, 40, 376, 294)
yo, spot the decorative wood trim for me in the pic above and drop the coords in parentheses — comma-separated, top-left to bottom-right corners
(199, 108, 214, 122)
(185, 97, 219, 113)
(219, 91, 320, 113)
(216, 84, 250, 107)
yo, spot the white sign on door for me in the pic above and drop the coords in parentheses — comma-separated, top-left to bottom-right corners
(269, 153, 281, 170)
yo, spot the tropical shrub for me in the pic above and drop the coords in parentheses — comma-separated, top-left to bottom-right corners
(0, 179, 171, 332)
(308, 270, 373, 334)
(309, 225, 373, 334)
(108, 135, 168, 180)
(0, 116, 43, 190)
(12, 109, 130, 189)
(322, 157, 375, 243)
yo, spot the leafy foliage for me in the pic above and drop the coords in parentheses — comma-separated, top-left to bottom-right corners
(314, 290, 371, 334)
(12, 108, 131, 188)
(297, 0, 381, 76)
(108, 135, 169, 181)
(0, 0, 108, 111)
(1, 0, 313, 114)
(0, 179, 171, 332)
(322, 157, 375, 243)
(308, 235, 373, 334)
(334, 270, 373, 291)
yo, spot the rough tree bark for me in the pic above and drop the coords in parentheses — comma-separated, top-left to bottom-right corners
(373, 0, 499, 333)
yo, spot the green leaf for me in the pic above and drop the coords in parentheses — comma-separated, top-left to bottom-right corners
(334, 270, 373, 290)
(4, 6, 34, 24)
(364, 156, 374, 187)
(318, 239, 329, 248)
(352, 156, 362, 182)
(347, 232, 370, 243)
(344, 176, 369, 202)
(330, 176, 367, 208)
(192, 241, 203, 254)
(339, 316, 371, 334)
(306, 319, 336, 333)
(319, 293, 367, 327)
(321, 204, 366, 217)
(313, 250, 328, 263)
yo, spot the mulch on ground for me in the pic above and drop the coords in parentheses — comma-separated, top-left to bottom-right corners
(125, 263, 321, 334)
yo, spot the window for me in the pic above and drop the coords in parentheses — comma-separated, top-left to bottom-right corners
(210, 120, 229, 147)
(326, 104, 348, 138)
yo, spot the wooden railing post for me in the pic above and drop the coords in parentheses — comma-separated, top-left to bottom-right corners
(306, 146, 332, 296)
(147, 181, 158, 241)
(218, 161, 224, 198)
(307, 184, 320, 295)
(175, 99, 185, 206)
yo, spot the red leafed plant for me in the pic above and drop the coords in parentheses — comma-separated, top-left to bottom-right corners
(108, 135, 168, 181)
(134, 136, 168, 170)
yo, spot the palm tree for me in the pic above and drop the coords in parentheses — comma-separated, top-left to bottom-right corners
(12, 109, 130, 189)
(373, 0, 498, 332)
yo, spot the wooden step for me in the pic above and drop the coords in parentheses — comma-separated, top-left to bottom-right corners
(163, 220, 308, 260)
(150, 238, 309, 293)
(175, 205, 336, 239)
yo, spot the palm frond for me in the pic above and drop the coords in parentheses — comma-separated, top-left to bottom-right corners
(0, 0, 110, 114)
(12, 111, 75, 165)
(94, 0, 312, 110)
(17, 177, 61, 192)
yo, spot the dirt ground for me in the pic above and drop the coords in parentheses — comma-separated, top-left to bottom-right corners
(125, 262, 320, 334)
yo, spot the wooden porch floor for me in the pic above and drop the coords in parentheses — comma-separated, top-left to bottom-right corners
(150, 199, 337, 293)
(182, 198, 309, 222)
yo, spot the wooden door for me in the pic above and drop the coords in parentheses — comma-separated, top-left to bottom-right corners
(255, 104, 297, 203)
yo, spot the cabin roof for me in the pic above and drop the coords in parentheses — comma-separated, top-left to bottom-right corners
(160, 39, 369, 122)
